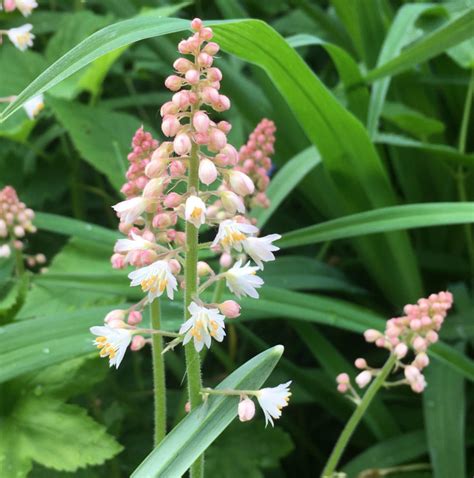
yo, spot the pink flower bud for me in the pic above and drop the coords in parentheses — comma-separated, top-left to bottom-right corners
(219, 252, 233, 268)
(218, 300, 241, 318)
(153, 213, 172, 229)
(144, 160, 165, 179)
(174, 231, 186, 246)
(170, 160, 186, 177)
(198, 158, 218, 185)
(238, 398, 255, 422)
(0, 244, 11, 258)
(105, 309, 126, 324)
(164, 192, 183, 208)
(128, 311, 143, 325)
(404, 365, 420, 383)
(394, 342, 408, 359)
(214, 95, 231, 112)
(35, 253, 46, 264)
(209, 128, 227, 151)
(336, 373, 350, 384)
(14, 225, 25, 237)
(204, 43, 220, 56)
(217, 121, 232, 133)
(191, 18, 203, 31)
(337, 383, 348, 393)
(200, 27, 213, 40)
(193, 111, 210, 133)
(198, 52, 213, 68)
(185, 401, 191, 413)
(168, 259, 181, 275)
(185, 69, 200, 84)
(412, 336, 427, 352)
(161, 115, 180, 137)
(143, 177, 165, 198)
(173, 58, 194, 72)
(364, 329, 382, 343)
(425, 330, 438, 344)
(161, 101, 179, 116)
(165, 75, 183, 91)
(197, 261, 213, 276)
(221, 191, 245, 214)
(131, 335, 146, 351)
(355, 358, 367, 369)
(355, 370, 372, 388)
(229, 171, 254, 196)
(414, 352, 429, 369)
(111, 253, 125, 269)
(202, 86, 219, 104)
(173, 133, 192, 156)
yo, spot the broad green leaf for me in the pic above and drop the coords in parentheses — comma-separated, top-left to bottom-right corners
(342, 430, 427, 476)
(4, 398, 122, 473)
(47, 97, 150, 189)
(34, 212, 119, 245)
(423, 357, 466, 478)
(366, 3, 436, 137)
(206, 421, 293, 478)
(365, 8, 474, 83)
(131, 346, 284, 477)
(278, 202, 474, 248)
(446, 0, 474, 68)
(253, 146, 321, 228)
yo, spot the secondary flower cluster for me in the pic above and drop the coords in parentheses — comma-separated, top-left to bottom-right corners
(0, 0, 37, 51)
(336, 291, 453, 396)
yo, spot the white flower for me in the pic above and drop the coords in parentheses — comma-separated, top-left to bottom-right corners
(114, 231, 155, 253)
(15, 0, 38, 16)
(256, 381, 292, 427)
(224, 260, 264, 299)
(211, 219, 258, 252)
(128, 259, 177, 301)
(7, 24, 34, 51)
(185, 195, 206, 228)
(0, 244, 11, 258)
(90, 325, 132, 368)
(23, 94, 44, 119)
(112, 196, 147, 225)
(180, 302, 226, 352)
(242, 234, 281, 269)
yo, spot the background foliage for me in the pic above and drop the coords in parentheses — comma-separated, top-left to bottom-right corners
(0, 0, 473, 477)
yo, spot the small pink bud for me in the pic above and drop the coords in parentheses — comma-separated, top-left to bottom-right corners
(221, 191, 245, 214)
(214, 95, 230, 112)
(185, 401, 191, 413)
(202, 86, 219, 104)
(35, 253, 46, 264)
(200, 27, 213, 40)
(229, 171, 254, 196)
(164, 192, 183, 208)
(355, 358, 367, 369)
(174, 231, 186, 246)
(152, 213, 172, 229)
(336, 373, 350, 384)
(165, 75, 183, 91)
(412, 336, 427, 352)
(191, 18, 203, 31)
(238, 398, 255, 422)
(193, 111, 210, 133)
(217, 121, 232, 133)
(198, 158, 218, 185)
(170, 160, 186, 177)
(209, 128, 227, 151)
(168, 259, 181, 275)
(145, 159, 166, 179)
(161, 101, 179, 116)
(355, 370, 372, 388)
(337, 383, 348, 393)
(173, 58, 193, 72)
(414, 352, 430, 369)
(173, 133, 192, 156)
(185, 69, 200, 84)
(394, 342, 408, 359)
(218, 300, 241, 318)
(404, 365, 420, 382)
(14, 225, 25, 237)
(197, 261, 213, 276)
(425, 330, 438, 344)
(364, 329, 381, 343)
(198, 52, 213, 68)
(204, 43, 220, 56)
(128, 311, 143, 325)
(143, 177, 165, 198)
(105, 309, 126, 324)
(131, 335, 146, 351)
(219, 252, 233, 268)
(162, 115, 180, 137)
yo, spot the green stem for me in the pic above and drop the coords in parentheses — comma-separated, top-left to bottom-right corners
(150, 299, 166, 446)
(321, 354, 397, 478)
(184, 140, 204, 478)
(14, 247, 24, 278)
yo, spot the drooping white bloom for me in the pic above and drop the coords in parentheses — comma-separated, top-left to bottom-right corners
(112, 196, 147, 225)
(7, 24, 34, 51)
(15, 0, 38, 16)
(242, 234, 281, 269)
(256, 381, 292, 427)
(224, 260, 263, 299)
(128, 259, 178, 301)
(185, 195, 206, 228)
(90, 325, 132, 369)
(211, 219, 258, 252)
(180, 302, 226, 352)
(23, 94, 44, 119)
(114, 231, 155, 253)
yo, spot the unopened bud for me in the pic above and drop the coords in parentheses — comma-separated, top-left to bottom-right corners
(218, 300, 241, 318)
(238, 398, 255, 422)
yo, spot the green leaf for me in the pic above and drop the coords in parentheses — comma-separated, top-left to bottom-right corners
(47, 97, 149, 190)
(365, 8, 474, 83)
(423, 356, 466, 478)
(279, 202, 474, 249)
(131, 346, 284, 477)
(253, 146, 321, 228)
(7, 398, 122, 472)
(34, 212, 119, 245)
(206, 421, 293, 478)
(0, 273, 30, 325)
(342, 430, 427, 476)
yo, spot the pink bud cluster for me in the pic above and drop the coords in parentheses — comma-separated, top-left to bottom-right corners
(120, 127, 158, 200)
(0, 185, 36, 257)
(337, 292, 453, 395)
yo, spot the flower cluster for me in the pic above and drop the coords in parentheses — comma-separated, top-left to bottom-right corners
(336, 291, 453, 396)
(0, 1, 38, 51)
(89, 17, 290, 427)
(0, 185, 45, 269)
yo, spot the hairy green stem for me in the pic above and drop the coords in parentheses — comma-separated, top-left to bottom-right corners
(150, 299, 166, 446)
(321, 354, 397, 478)
(184, 140, 204, 478)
